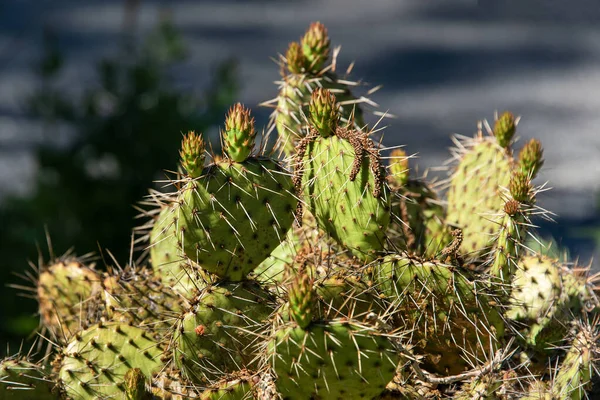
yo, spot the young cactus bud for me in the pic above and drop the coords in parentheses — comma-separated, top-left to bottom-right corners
(389, 149, 409, 187)
(285, 42, 305, 74)
(301, 22, 330, 71)
(518, 138, 544, 179)
(124, 368, 148, 400)
(494, 111, 516, 149)
(509, 170, 532, 204)
(180, 131, 205, 178)
(288, 269, 314, 329)
(308, 88, 339, 138)
(503, 199, 521, 216)
(222, 103, 256, 162)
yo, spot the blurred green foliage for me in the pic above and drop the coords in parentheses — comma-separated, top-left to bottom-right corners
(0, 21, 238, 350)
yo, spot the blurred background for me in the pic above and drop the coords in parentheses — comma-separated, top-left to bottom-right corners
(0, 0, 598, 353)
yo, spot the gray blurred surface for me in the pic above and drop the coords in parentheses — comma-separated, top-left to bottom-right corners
(1, 0, 598, 262)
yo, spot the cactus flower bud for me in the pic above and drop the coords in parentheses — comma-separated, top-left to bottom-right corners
(493, 111, 516, 149)
(389, 149, 409, 187)
(518, 138, 544, 179)
(503, 199, 521, 216)
(180, 131, 205, 178)
(288, 270, 314, 329)
(285, 42, 305, 75)
(222, 103, 256, 163)
(308, 88, 339, 138)
(301, 22, 330, 72)
(509, 170, 532, 204)
(124, 368, 147, 400)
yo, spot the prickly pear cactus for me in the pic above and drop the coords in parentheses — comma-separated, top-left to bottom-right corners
(0, 357, 55, 399)
(102, 265, 187, 337)
(387, 149, 452, 257)
(173, 281, 275, 383)
(446, 113, 516, 259)
(175, 106, 297, 281)
(375, 254, 504, 375)
(294, 88, 391, 261)
(36, 259, 104, 341)
(148, 198, 205, 297)
(271, 22, 367, 157)
(58, 322, 163, 400)
(5, 21, 600, 400)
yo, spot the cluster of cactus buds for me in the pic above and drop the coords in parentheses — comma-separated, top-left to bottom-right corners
(3, 22, 599, 400)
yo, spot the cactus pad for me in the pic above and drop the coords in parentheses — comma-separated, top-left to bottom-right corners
(297, 128, 390, 261)
(37, 260, 104, 341)
(176, 158, 296, 281)
(446, 136, 512, 259)
(375, 255, 504, 375)
(0, 357, 55, 399)
(59, 322, 163, 400)
(268, 320, 399, 400)
(173, 282, 274, 383)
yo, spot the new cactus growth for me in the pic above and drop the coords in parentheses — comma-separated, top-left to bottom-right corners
(294, 88, 391, 261)
(493, 111, 516, 149)
(223, 104, 258, 163)
(300, 22, 330, 72)
(269, 24, 367, 157)
(519, 138, 544, 179)
(181, 131, 206, 178)
(6, 21, 600, 400)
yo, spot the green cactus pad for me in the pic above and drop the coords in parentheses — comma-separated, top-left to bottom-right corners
(149, 201, 206, 297)
(446, 137, 512, 259)
(375, 255, 504, 375)
(268, 320, 399, 400)
(103, 266, 187, 339)
(173, 281, 275, 383)
(176, 158, 296, 281)
(300, 134, 391, 261)
(314, 275, 389, 323)
(59, 322, 163, 400)
(37, 260, 104, 341)
(0, 357, 56, 400)
(506, 255, 597, 352)
(253, 227, 299, 286)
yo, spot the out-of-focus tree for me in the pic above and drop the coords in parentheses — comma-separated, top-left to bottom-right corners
(0, 20, 238, 350)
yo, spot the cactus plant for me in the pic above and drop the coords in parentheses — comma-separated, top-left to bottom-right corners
(4, 21, 600, 400)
